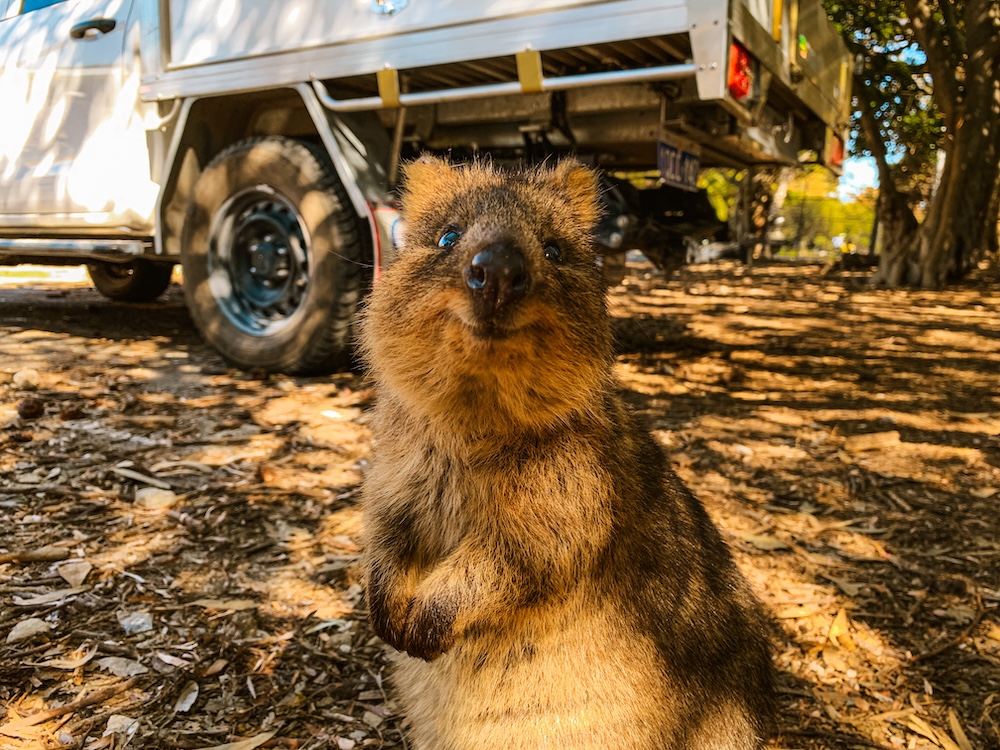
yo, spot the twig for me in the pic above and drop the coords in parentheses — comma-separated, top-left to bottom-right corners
(911, 594, 989, 663)
(0, 546, 69, 564)
(0, 677, 139, 736)
(110, 466, 172, 490)
(778, 728, 895, 749)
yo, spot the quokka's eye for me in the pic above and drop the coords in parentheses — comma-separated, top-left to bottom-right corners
(543, 242, 564, 263)
(438, 226, 462, 248)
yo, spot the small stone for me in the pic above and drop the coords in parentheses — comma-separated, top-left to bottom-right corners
(12, 369, 40, 389)
(134, 487, 178, 510)
(17, 398, 44, 420)
(117, 611, 154, 634)
(6, 617, 53, 643)
(362, 710, 384, 728)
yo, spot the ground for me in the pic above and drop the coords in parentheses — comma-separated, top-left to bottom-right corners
(0, 260, 998, 750)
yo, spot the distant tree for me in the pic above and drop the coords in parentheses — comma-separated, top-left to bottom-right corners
(699, 168, 740, 222)
(825, 0, 1000, 287)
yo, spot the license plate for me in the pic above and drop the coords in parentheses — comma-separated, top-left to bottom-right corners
(657, 139, 701, 192)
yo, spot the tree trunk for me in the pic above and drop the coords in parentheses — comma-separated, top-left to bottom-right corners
(877, 128, 999, 287)
(870, 186, 919, 286)
(853, 72, 921, 286)
(982, 176, 1000, 258)
(899, 90, 1000, 285)
(886, 0, 1000, 288)
(733, 166, 780, 262)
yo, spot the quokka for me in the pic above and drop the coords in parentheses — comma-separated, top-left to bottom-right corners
(359, 157, 775, 750)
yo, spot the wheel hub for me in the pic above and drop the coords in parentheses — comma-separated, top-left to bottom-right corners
(247, 234, 291, 284)
(208, 189, 310, 336)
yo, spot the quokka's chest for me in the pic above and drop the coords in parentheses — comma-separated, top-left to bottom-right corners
(391, 592, 672, 750)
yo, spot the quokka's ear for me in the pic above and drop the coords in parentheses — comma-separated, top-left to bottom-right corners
(551, 160, 601, 228)
(400, 155, 456, 220)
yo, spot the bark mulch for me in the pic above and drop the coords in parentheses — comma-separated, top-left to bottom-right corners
(1, 260, 998, 749)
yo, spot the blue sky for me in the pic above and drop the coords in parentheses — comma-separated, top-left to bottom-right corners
(838, 156, 878, 201)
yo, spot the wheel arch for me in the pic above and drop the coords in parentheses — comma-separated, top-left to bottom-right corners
(156, 84, 393, 268)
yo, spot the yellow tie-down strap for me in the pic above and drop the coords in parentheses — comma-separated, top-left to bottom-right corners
(516, 49, 545, 93)
(377, 67, 401, 108)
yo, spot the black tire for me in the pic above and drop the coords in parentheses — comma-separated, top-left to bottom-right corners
(180, 136, 366, 374)
(87, 260, 174, 302)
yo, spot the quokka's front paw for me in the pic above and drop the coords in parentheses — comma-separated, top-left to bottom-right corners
(401, 594, 459, 661)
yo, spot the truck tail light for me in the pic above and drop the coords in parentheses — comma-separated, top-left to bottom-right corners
(728, 42, 754, 101)
(829, 135, 845, 168)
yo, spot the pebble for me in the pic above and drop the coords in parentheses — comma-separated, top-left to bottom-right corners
(17, 398, 44, 420)
(12, 368, 40, 389)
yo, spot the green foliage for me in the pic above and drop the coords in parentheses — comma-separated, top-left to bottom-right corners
(777, 167, 876, 252)
(779, 194, 874, 250)
(698, 168, 740, 222)
(822, 0, 942, 202)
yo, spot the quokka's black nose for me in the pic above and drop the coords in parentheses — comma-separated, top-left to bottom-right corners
(465, 243, 530, 315)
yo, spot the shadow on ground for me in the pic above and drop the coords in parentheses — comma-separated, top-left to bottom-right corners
(0, 262, 998, 749)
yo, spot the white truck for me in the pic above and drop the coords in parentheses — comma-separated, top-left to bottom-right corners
(0, 0, 850, 373)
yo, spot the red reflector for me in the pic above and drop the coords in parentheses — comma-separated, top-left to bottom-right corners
(830, 136, 845, 167)
(728, 42, 753, 100)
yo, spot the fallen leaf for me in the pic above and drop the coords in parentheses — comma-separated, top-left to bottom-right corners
(948, 709, 974, 750)
(733, 531, 791, 551)
(57, 560, 93, 587)
(117, 415, 177, 427)
(194, 731, 276, 750)
(154, 652, 192, 669)
(773, 603, 824, 619)
(36, 643, 99, 669)
(149, 460, 214, 474)
(174, 681, 200, 713)
(190, 598, 258, 612)
(103, 715, 139, 745)
(96, 657, 149, 677)
(844, 431, 901, 453)
(971, 486, 998, 499)
(822, 575, 865, 597)
(903, 714, 959, 750)
(13, 587, 87, 606)
(6, 618, 53, 643)
(827, 608, 856, 650)
(202, 658, 229, 676)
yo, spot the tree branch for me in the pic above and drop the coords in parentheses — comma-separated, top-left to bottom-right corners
(901, 0, 960, 122)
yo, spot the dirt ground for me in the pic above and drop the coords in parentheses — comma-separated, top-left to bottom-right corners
(1, 260, 998, 750)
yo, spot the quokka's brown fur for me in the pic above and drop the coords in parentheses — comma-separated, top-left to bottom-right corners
(359, 157, 775, 750)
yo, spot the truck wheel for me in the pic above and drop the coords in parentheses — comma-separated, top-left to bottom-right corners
(87, 260, 175, 302)
(180, 136, 366, 374)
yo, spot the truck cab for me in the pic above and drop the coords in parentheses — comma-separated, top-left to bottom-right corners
(0, 0, 851, 372)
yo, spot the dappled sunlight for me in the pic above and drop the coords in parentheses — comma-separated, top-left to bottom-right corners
(3, 264, 999, 748)
(87, 522, 185, 576)
(67, 69, 159, 220)
(0, 49, 57, 180)
(0, 278, 383, 744)
(611, 261, 1000, 749)
(0, 0, 156, 227)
